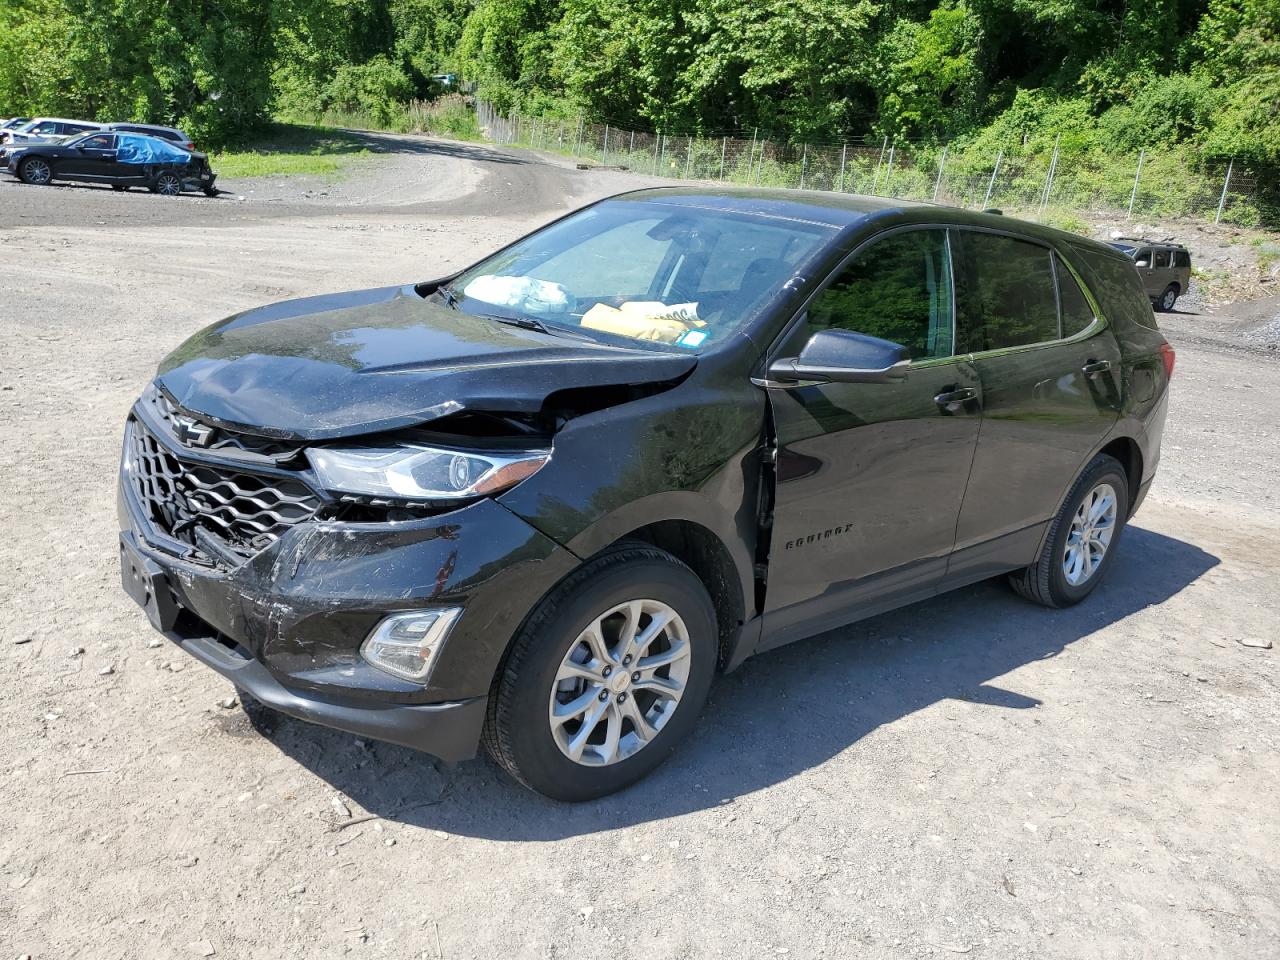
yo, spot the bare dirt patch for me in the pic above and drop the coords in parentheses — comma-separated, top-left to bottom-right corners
(1, 138, 1277, 959)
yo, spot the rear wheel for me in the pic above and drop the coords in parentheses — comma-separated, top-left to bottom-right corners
(483, 544, 717, 801)
(151, 171, 182, 196)
(1156, 284, 1179, 312)
(1010, 454, 1129, 608)
(18, 157, 52, 185)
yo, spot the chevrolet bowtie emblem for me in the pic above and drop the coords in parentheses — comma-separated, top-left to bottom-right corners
(173, 415, 215, 448)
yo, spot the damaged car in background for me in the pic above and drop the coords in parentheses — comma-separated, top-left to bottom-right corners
(5, 131, 216, 195)
(119, 187, 1172, 800)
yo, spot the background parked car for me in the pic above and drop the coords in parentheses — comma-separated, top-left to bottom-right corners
(4, 131, 217, 196)
(0, 117, 103, 147)
(0, 117, 31, 130)
(1107, 238, 1192, 311)
(106, 122, 196, 152)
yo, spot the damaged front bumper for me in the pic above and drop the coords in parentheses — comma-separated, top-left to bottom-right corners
(117, 443, 580, 760)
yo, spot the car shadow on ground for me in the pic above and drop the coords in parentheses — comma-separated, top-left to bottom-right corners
(242, 524, 1217, 837)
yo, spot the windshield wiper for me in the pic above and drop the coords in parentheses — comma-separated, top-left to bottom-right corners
(482, 313, 598, 342)
(438, 284, 461, 309)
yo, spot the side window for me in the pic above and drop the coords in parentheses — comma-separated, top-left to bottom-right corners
(33, 122, 58, 134)
(1134, 248, 1153, 268)
(954, 231, 1060, 352)
(1057, 257, 1095, 337)
(806, 229, 954, 360)
(1174, 250, 1190, 268)
(1154, 249, 1171, 269)
(80, 134, 115, 150)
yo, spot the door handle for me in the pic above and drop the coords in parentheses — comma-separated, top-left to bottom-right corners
(933, 387, 976, 413)
(1082, 359, 1113, 379)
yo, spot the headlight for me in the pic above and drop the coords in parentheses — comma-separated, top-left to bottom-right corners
(306, 443, 549, 500)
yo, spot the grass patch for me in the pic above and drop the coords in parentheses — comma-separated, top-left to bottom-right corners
(210, 123, 372, 179)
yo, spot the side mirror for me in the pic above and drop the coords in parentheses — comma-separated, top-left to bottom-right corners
(767, 328, 910, 385)
(1134, 260, 1149, 268)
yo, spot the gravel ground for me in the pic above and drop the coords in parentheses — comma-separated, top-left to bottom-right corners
(1, 135, 1277, 959)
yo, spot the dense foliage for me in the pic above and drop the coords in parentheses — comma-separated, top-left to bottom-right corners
(0, 0, 1275, 165)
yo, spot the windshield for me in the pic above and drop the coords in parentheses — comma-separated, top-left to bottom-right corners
(444, 199, 837, 351)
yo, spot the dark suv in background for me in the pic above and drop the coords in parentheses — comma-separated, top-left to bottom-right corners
(1108, 238, 1192, 312)
(118, 188, 1172, 800)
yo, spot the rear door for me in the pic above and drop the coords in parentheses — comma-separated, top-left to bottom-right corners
(760, 227, 983, 649)
(948, 229, 1122, 579)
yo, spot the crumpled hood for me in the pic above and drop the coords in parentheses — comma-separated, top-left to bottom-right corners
(156, 285, 697, 440)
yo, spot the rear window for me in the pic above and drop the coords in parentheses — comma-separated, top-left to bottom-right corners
(954, 231, 1060, 352)
(1174, 250, 1191, 268)
(1070, 245, 1159, 331)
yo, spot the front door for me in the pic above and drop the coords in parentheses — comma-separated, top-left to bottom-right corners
(760, 227, 982, 650)
(61, 133, 121, 182)
(948, 229, 1123, 577)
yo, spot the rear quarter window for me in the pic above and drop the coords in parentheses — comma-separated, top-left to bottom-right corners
(1070, 245, 1159, 331)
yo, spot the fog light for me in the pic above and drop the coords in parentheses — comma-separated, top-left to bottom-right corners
(360, 608, 463, 682)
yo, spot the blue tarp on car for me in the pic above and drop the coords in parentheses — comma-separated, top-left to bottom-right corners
(115, 134, 192, 165)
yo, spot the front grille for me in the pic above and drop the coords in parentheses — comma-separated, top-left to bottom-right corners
(128, 416, 322, 561)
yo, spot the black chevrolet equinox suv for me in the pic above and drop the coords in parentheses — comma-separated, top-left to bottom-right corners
(119, 188, 1173, 800)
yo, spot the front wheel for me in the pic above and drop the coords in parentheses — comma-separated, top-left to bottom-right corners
(483, 544, 717, 801)
(18, 157, 52, 185)
(151, 171, 183, 196)
(1010, 454, 1130, 608)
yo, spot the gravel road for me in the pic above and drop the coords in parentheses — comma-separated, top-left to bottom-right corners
(1, 133, 1277, 959)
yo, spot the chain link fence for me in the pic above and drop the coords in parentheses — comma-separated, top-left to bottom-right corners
(477, 101, 1278, 229)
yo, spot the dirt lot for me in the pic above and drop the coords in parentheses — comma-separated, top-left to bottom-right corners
(1, 133, 1278, 960)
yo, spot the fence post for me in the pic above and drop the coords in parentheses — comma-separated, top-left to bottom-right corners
(871, 136, 888, 193)
(755, 140, 765, 184)
(1038, 133, 1061, 218)
(558, 119, 564, 147)
(719, 136, 727, 180)
(629, 130, 635, 157)
(884, 143, 895, 189)
(572, 115, 583, 160)
(932, 145, 948, 201)
(837, 143, 848, 193)
(982, 149, 1003, 208)
(1127, 149, 1145, 218)
(659, 134, 667, 174)
(602, 125, 610, 165)
(799, 144, 808, 190)
(1215, 158, 1234, 224)
(654, 132, 662, 174)
(684, 137, 693, 179)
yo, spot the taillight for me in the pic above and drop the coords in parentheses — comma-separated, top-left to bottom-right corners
(185, 142, 195, 150)
(1159, 342, 1175, 380)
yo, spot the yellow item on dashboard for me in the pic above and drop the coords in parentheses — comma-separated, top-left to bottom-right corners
(581, 301, 704, 343)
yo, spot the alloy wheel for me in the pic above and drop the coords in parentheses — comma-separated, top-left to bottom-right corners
(156, 174, 182, 195)
(548, 599, 691, 766)
(1063, 481, 1118, 586)
(22, 159, 51, 185)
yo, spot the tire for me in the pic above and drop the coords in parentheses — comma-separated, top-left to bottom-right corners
(1156, 284, 1178, 312)
(483, 544, 717, 801)
(18, 156, 52, 186)
(1010, 454, 1130, 608)
(111, 184, 128, 192)
(151, 171, 182, 196)
(202, 185, 218, 197)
